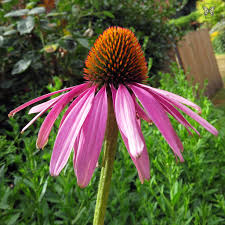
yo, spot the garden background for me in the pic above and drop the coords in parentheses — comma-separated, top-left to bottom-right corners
(0, 0, 225, 224)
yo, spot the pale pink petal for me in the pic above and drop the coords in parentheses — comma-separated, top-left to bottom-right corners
(73, 131, 81, 166)
(8, 83, 90, 117)
(157, 94, 218, 136)
(115, 84, 144, 158)
(36, 83, 90, 149)
(111, 87, 150, 183)
(121, 131, 150, 183)
(74, 86, 108, 188)
(136, 83, 202, 113)
(138, 84, 218, 136)
(130, 84, 184, 162)
(21, 99, 57, 133)
(29, 95, 63, 114)
(147, 89, 200, 136)
(132, 94, 152, 123)
(50, 86, 96, 176)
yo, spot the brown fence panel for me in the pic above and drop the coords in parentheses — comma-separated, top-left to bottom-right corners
(176, 29, 223, 97)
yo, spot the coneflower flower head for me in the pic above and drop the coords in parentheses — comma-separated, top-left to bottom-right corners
(9, 26, 218, 188)
(84, 27, 148, 86)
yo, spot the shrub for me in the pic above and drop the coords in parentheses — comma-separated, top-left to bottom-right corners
(196, 0, 225, 28)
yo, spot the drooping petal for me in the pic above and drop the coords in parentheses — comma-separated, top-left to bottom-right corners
(121, 130, 150, 183)
(136, 83, 202, 113)
(115, 84, 144, 158)
(156, 93, 218, 136)
(138, 84, 218, 136)
(74, 86, 108, 188)
(21, 99, 58, 133)
(146, 89, 200, 136)
(36, 83, 90, 149)
(8, 83, 90, 117)
(29, 95, 63, 114)
(130, 84, 184, 162)
(132, 94, 152, 123)
(111, 86, 150, 183)
(50, 86, 96, 176)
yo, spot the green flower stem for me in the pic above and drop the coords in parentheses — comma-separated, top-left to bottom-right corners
(93, 89, 119, 225)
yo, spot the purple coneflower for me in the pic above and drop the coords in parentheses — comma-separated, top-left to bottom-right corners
(9, 27, 218, 188)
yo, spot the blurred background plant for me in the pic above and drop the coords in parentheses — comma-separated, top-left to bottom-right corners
(0, 0, 183, 132)
(169, 0, 225, 56)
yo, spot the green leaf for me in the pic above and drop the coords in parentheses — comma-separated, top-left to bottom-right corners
(17, 16, 35, 35)
(5, 9, 29, 17)
(77, 38, 90, 49)
(2, 0, 13, 3)
(3, 30, 17, 36)
(0, 35, 3, 47)
(7, 213, 21, 225)
(12, 59, 32, 75)
(28, 7, 46, 15)
(103, 11, 115, 18)
(38, 178, 48, 202)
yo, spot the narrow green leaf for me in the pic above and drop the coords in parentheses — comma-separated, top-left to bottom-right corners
(0, 35, 4, 47)
(38, 178, 48, 202)
(77, 38, 90, 49)
(7, 213, 21, 225)
(103, 11, 115, 18)
(3, 30, 17, 36)
(5, 9, 29, 17)
(28, 7, 46, 15)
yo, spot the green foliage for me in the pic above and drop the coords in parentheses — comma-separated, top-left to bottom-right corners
(196, 0, 225, 28)
(212, 29, 225, 54)
(169, 11, 200, 31)
(0, 0, 182, 89)
(210, 20, 225, 54)
(0, 0, 184, 137)
(1, 63, 225, 224)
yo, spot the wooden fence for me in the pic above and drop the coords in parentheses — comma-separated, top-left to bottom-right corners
(176, 29, 223, 97)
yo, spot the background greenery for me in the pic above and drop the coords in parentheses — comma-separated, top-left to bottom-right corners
(1, 0, 225, 224)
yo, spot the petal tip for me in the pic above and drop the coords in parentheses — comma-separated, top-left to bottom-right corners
(8, 112, 14, 118)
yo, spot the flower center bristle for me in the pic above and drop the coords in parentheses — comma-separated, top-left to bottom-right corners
(84, 26, 148, 86)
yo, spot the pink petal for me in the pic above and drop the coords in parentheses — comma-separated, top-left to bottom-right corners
(29, 95, 63, 114)
(115, 84, 144, 158)
(50, 86, 96, 176)
(155, 93, 218, 136)
(136, 83, 202, 113)
(110, 84, 116, 108)
(21, 99, 57, 133)
(36, 83, 90, 149)
(8, 83, 90, 117)
(121, 131, 150, 183)
(132, 94, 152, 123)
(74, 86, 108, 188)
(130, 84, 184, 162)
(111, 87, 150, 183)
(147, 89, 200, 136)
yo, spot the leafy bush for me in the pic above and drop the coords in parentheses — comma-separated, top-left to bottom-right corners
(212, 29, 225, 54)
(196, 0, 225, 28)
(169, 11, 200, 31)
(1, 63, 224, 224)
(210, 20, 225, 54)
(0, 0, 184, 134)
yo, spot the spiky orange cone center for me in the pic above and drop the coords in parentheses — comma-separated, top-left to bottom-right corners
(84, 26, 148, 87)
